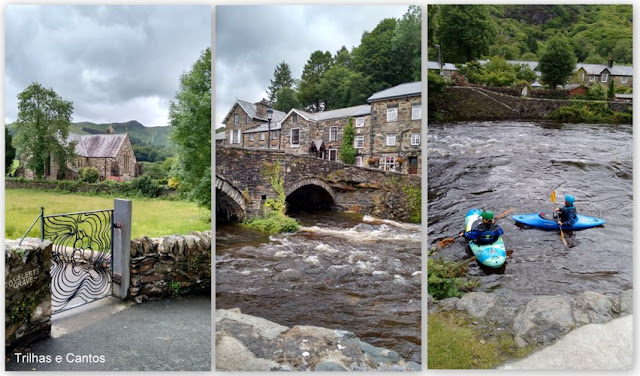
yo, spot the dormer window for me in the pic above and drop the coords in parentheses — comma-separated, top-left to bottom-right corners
(601, 73, 609, 83)
(234, 114, 239, 125)
(293, 113, 298, 123)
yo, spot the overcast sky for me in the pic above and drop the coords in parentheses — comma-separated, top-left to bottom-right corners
(215, 5, 411, 128)
(5, 5, 210, 127)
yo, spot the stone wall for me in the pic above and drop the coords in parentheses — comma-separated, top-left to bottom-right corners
(5, 238, 53, 351)
(6, 178, 178, 198)
(429, 86, 633, 122)
(129, 231, 211, 303)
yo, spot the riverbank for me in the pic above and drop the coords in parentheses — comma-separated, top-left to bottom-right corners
(216, 308, 421, 371)
(428, 289, 632, 369)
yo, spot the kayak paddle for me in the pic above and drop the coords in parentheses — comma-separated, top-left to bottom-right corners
(550, 190, 568, 246)
(434, 208, 514, 250)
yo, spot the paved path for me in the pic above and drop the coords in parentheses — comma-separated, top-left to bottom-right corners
(6, 296, 211, 371)
(499, 314, 633, 370)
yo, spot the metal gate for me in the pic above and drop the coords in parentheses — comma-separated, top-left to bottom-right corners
(41, 208, 114, 314)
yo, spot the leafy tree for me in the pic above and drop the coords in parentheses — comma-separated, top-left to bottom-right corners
(587, 83, 607, 100)
(5, 128, 16, 172)
(520, 52, 538, 61)
(273, 86, 301, 113)
(482, 56, 516, 87)
(317, 65, 370, 110)
(298, 50, 333, 111)
(392, 5, 422, 82)
(427, 5, 440, 61)
(436, 5, 496, 63)
(352, 18, 400, 91)
(12, 82, 75, 179)
(526, 33, 538, 54)
(339, 117, 356, 165)
(333, 46, 353, 68)
(267, 61, 296, 103)
(538, 36, 576, 89)
(611, 39, 632, 64)
(608, 80, 615, 98)
(169, 48, 211, 208)
(78, 166, 100, 183)
(457, 61, 487, 85)
(514, 64, 538, 82)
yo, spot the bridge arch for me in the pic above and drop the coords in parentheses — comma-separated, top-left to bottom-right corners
(285, 178, 337, 213)
(215, 175, 246, 222)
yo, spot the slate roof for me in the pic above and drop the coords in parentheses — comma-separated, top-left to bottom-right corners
(223, 99, 287, 124)
(576, 63, 633, 76)
(367, 81, 422, 102)
(243, 121, 282, 133)
(564, 84, 585, 91)
(427, 61, 441, 70)
(279, 104, 371, 125)
(68, 133, 126, 158)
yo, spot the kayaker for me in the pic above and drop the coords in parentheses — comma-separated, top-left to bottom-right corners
(555, 194, 577, 226)
(459, 210, 504, 245)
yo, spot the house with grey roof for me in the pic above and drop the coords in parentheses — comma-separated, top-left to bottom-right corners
(222, 98, 287, 149)
(575, 59, 633, 88)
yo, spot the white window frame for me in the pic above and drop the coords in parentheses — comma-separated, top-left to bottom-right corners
(232, 130, 240, 144)
(249, 133, 255, 142)
(411, 133, 421, 146)
(355, 156, 363, 167)
(386, 134, 396, 146)
(260, 132, 265, 141)
(386, 107, 398, 122)
(329, 149, 337, 161)
(290, 128, 300, 146)
(411, 104, 422, 120)
(355, 117, 365, 127)
(383, 157, 395, 171)
(354, 135, 364, 149)
(621, 76, 627, 84)
(272, 131, 278, 140)
(329, 126, 338, 142)
(601, 73, 608, 83)
(234, 114, 239, 125)
(589, 75, 596, 82)
(292, 113, 298, 123)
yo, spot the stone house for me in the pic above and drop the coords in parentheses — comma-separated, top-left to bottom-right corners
(574, 59, 632, 88)
(222, 99, 286, 149)
(367, 81, 422, 175)
(39, 125, 139, 181)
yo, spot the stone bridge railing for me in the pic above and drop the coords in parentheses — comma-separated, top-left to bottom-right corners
(215, 146, 421, 222)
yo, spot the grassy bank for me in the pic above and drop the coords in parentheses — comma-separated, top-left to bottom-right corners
(5, 189, 210, 239)
(428, 310, 535, 369)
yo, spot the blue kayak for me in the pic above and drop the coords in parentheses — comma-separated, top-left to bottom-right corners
(464, 209, 506, 269)
(512, 211, 605, 230)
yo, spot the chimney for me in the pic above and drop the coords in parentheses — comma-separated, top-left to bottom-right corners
(255, 99, 269, 118)
(105, 124, 115, 134)
(608, 55, 614, 68)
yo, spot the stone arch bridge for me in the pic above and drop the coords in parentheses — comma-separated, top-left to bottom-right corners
(215, 146, 420, 223)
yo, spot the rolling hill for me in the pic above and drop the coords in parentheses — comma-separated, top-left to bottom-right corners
(70, 120, 172, 147)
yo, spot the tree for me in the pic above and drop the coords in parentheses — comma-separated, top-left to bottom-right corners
(339, 118, 356, 165)
(273, 86, 301, 113)
(267, 61, 296, 102)
(12, 82, 75, 179)
(352, 18, 399, 91)
(333, 46, 353, 68)
(436, 5, 496, 64)
(608, 79, 615, 98)
(317, 65, 370, 110)
(392, 5, 422, 82)
(538, 36, 577, 90)
(169, 47, 211, 208)
(514, 64, 538, 83)
(298, 50, 333, 111)
(5, 128, 16, 173)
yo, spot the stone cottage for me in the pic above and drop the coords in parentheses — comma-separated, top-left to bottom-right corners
(222, 99, 286, 149)
(575, 59, 633, 88)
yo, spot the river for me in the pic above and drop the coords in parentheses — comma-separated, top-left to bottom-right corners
(216, 211, 422, 363)
(428, 121, 632, 297)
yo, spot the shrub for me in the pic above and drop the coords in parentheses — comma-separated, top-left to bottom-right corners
(78, 167, 100, 183)
(457, 61, 486, 85)
(168, 177, 180, 189)
(244, 211, 299, 234)
(587, 83, 607, 100)
(529, 89, 569, 99)
(483, 86, 521, 97)
(428, 71, 447, 98)
(428, 254, 480, 300)
(129, 175, 159, 198)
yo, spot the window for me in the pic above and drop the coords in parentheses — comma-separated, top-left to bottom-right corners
(329, 149, 337, 161)
(383, 157, 395, 171)
(411, 133, 421, 146)
(622, 76, 627, 84)
(234, 114, 239, 125)
(354, 135, 364, 149)
(355, 117, 365, 127)
(249, 133, 255, 142)
(589, 75, 596, 82)
(231, 130, 240, 144)
(123, 152, 129, 173)
(329, 126, 338, 142)
(601, 73, 608, 83)
(290, 128, 300, 146)
(580, 72, 585, 81)
(293, 113, 298, 123)
(386, 107, 398, 122)
(386, 134, 396, 146)
(272, 131, 278, 140)
(260, 132, 265, 141)
(411, 104, 422, 120)
(246, 115, 251, 124)
(355, 156, 363, 167)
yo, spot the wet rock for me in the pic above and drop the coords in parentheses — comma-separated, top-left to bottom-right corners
(573, 291, 614, 325)
(618, 289, 633, 314)
(436, 297, 460, 312)
(456, 292, 503, 320)
(513, 295, 574, 346)
(314, 361, 348, 371)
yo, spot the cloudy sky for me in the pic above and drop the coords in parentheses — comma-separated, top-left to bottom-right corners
(5, 5, 210, 127)
(215, 5, 411, 128)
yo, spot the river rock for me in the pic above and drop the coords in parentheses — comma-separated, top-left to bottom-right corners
(456, 292, 510, 324)
(617, 289, 633, 314)
(513, 295, 574, 346)
(572, 291, 615, 325)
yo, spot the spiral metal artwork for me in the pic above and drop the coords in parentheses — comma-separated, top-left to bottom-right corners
(44, 209, 113, 314)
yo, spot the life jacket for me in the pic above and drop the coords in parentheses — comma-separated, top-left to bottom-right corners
(560, 205, 578, 226)
(466, 222, 504, 245)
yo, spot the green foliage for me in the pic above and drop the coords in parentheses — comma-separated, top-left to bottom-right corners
(5, 127, 16, 172)
(401, 183, 421, 223)
(273, 86, 301, 113)
(608, 80, 615, 98)
(428, 71, 448, 98)
(169, 280, 181, 297)
(78, 167, 100, 183)
(436, 5, 496, 63)
(547, 101, 631, 124)
(391, 5, 422, 82)
(615, 86, 632, 94)
(12, 82, 75, 179)
(538, 36, 577, 89)
(169, 48, 211, 209)
(519, 52, 538, 61)
(318, 65, 370, 110)
(132, 144, 173, 163)
(129, 175, 160, 198)
(587, 83, 607, 100)
(514, 64, 538, 83)
(339, 118, 356, 164)
(243, 211, 299, 234)
(267, 61, 296, 102)
(428, 254, 480, 300)
(298, 50, 334, 111)
(457, 61, 487, 85)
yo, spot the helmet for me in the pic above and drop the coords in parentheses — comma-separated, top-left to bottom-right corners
(565, 195, 575, 205)
(481, 210, 494, 221)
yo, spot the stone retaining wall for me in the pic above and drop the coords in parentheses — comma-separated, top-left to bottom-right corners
(5, 238, 53, 350)
(129, 231, 211, 303)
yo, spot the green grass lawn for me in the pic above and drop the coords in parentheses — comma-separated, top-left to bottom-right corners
(5, 189, 211, 240)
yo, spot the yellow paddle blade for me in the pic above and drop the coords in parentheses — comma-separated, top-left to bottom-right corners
(560, 230, 568, 246)
(550, 190, 556, 204)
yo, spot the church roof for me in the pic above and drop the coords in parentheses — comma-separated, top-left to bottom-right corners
(68, 133, 127, 158)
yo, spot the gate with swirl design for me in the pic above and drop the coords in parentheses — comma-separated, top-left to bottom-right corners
(42, 208, 114, 314)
